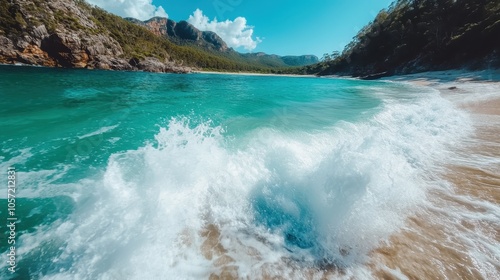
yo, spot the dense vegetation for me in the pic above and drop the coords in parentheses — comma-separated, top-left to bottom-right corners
(76, 2, 283, 72)
(0, 1, 26, 36)
(304, 0, 500, 77)
(1, 0, 87, 35)
(5, 0, 496, 75)
(1, 0, 302, 73)
(236, 53, 318, 68)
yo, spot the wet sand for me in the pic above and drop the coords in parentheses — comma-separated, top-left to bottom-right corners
(372, 71, 500, 279)
(195, 71, 500, 279)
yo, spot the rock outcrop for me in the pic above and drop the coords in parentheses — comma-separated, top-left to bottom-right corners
(0, 0, 317, 73)
(0, 0, 193, 73)
(130, 57, 190, 73)
(128, 17, 228, 52)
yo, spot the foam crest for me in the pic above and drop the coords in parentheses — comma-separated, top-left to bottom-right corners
(8, 87, 472, 279)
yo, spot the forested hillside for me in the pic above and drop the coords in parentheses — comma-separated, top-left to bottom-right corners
(304, 0, 500, 77)
(0, 0, 292, 73)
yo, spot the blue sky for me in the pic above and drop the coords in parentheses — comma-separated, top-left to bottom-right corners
(89, 0, 394, 57)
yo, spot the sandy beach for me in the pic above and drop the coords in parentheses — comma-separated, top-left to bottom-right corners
(187, 71, 500, 279)
(369, 71, 500, 279)
(3, 65, 498, 279)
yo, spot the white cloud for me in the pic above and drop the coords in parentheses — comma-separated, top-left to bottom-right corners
(187, 9, 261, 51)
(87, 0, 168, 20)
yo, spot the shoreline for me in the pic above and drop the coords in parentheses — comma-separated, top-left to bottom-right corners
(370, 70, 500, 279)
(192, 70, 500, 279)
(382, 69, 500, 86)
(0, 63, 316, 77)
(3, 61, 499, 82)
(193, 70, 317, 78)
(2, 64, 499, 278)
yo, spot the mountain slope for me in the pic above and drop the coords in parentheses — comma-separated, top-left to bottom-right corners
(305, 0, 500, 77)
(126, 17, 228, 52)
(0, 0, 134, 70)
(127, 17, 319, 67)
(0, 0, 281, 73)
(281, 55, 319, 67)
(240, 53, 319, 67)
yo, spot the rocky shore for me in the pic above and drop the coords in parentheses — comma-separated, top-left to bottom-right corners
(0, 0, 193, 73)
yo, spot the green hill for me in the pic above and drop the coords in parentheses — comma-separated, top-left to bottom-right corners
(303, 0, 500, 77)
(0, 0, 299, 73)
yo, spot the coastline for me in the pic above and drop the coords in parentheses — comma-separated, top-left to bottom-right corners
(370, 70, 500, 279)
(194, 70, 317, 78)
(0, 63, 317, 77)
(196, 70, 500, 279)
(2, 63, 499, 278)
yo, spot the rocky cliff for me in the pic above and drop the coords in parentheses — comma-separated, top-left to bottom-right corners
(0, 0, 318, 73)
(127, 17, 228, 52)
(128, 17, 319, 67)
(0, 0, 192, 73)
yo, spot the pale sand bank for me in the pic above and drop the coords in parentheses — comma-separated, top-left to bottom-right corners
(370, 71, 500, 279)
(196, 71, 500, 279)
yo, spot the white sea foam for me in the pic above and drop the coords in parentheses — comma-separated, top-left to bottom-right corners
(4, 85, 473, 279)
(77, 125, 119, 140)
(0, 147, 32, 171)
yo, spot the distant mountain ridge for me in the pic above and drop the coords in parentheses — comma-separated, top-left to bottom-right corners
(242, 52, 319, 67)
(281, 55, 319, 66)
(0, 0, 317, 73)
(126, 17, 228, 52)
(126, 17, 319, 67)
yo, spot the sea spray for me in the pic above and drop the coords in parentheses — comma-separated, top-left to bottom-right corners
(0, 68, 472, 279)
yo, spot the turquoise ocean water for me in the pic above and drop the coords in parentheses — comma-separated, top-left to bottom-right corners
(0, 65, 469, 279)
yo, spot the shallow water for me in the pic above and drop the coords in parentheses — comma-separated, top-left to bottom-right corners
(0, 66, 496, 279)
